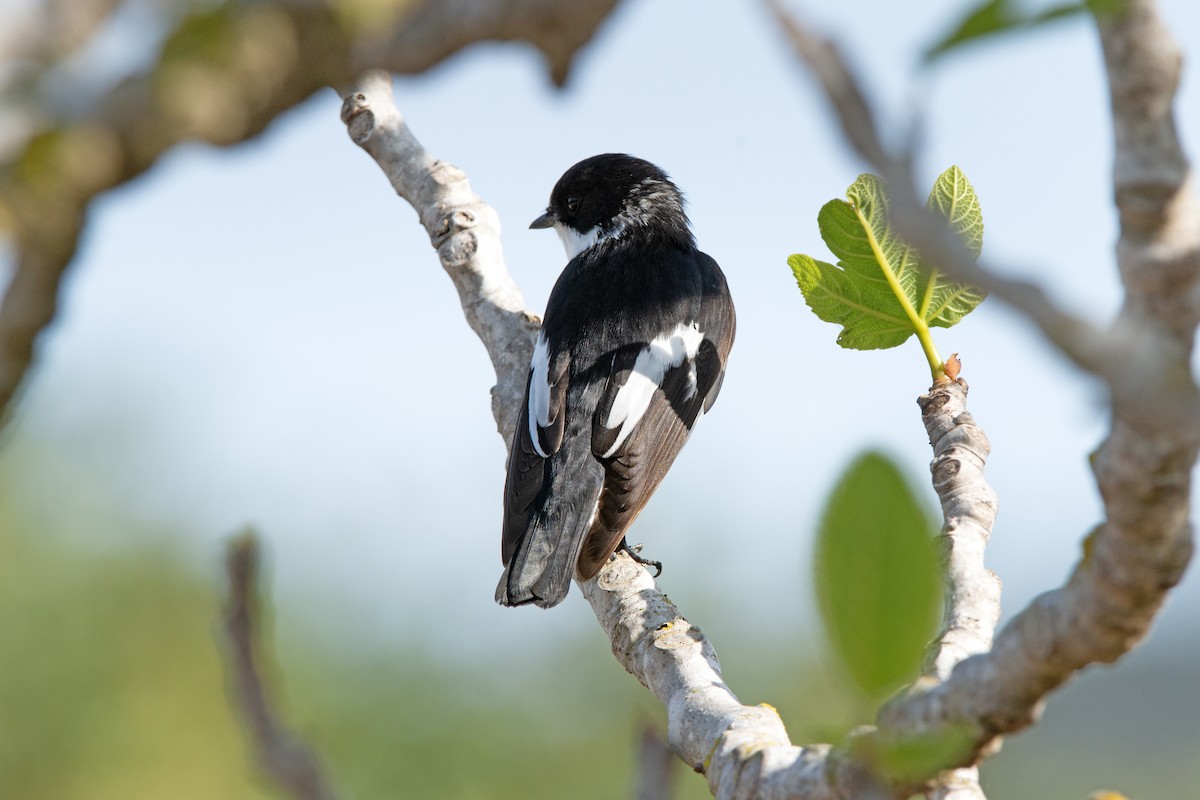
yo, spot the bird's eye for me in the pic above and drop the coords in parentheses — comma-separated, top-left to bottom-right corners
(565, 195, 580, 214)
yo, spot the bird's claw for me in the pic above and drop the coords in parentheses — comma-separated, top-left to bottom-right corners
(618, 540, 663, 578)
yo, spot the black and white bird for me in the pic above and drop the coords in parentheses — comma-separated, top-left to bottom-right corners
(496, 153, 736, 609)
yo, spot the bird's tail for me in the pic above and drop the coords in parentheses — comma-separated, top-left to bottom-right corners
(496, 448, 604, 609)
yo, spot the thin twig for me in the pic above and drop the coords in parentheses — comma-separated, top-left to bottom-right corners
(223, 531, 339, 800)
(918, 380, 1001, 681)
(635, 722, 677, 800)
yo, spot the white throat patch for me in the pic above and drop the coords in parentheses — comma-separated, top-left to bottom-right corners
(554, 221, 625, 260)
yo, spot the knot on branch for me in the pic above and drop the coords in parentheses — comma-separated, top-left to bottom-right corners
(429, 160, 468, 186)
(435, 225, 479, 268)
(340, 92, 376, 143)
(340, 70, 397, 143)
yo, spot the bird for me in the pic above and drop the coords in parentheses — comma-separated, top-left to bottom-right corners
(496, 153, 736, 609)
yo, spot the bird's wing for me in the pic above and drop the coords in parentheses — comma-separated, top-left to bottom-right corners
(696, 251, 737, 414)
(578, 258, 736, 579)
(501, 335, 570, 565)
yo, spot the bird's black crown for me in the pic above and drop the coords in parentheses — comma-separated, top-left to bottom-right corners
(537, 153, 693, 249)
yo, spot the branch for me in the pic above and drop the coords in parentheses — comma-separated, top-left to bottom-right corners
(357, 0, 621, 89)
(338, 0, 1198, 792)
(338, 67, 1008, 800)
(913, 380, 1001, 800)
(770, 0, 1198, 782)
(339, 71, 537, 441)
(340, 72, 901, 800)
(635, 723, 677, 800)
(919, 380, 1001, 682)
(582, 553, 894, 799)
(222, 531, 339, 800)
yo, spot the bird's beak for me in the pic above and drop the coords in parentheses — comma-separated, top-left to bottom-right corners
(529, 210, 556, 230)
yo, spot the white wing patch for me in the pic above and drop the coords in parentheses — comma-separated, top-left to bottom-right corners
(527, 332, 552, 457)
(601, 322, 704, 458)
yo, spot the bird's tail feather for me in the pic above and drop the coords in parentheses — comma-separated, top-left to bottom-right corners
(496, 458, 603, 608)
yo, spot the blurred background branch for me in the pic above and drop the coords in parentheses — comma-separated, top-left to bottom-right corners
(0, 0, 618, 422)
(635, 723, 676, 800)
(772, 0, 1198, 785)
(223, 531, 339, 800)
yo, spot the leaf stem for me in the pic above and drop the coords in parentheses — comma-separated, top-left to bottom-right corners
(854, 207, 945, 380)
(913, 321, 945, 380)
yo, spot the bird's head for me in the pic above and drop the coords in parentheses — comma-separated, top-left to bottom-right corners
(530, 153, 693, 259)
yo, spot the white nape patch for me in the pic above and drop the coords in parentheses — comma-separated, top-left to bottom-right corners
(554, 220, 625, 260)
(601, 322, 704, 458)
(527, 333, 552, 457)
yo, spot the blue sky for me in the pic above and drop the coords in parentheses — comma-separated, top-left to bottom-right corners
(4, 0, 1198, 660)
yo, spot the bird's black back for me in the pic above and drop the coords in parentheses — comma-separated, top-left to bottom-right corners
(497, 153, 735, 608)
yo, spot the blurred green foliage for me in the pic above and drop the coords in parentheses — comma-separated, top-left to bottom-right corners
(0, 519, 692, 800)
(814, 451, 942, 701)
(0, 499, 850, 799)
(0, 523, 270, 800)
(0, 440, 1197, 799)
(923, 0, 1127, 64)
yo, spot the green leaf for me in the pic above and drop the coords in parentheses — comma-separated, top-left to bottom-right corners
(847, 723, 977, 785)
(789, 254, 913, 350)
(917, 166, 987, 330)
(922, 0, 1024, 64)
(923, 0, 1126, 64)
(926, 166, 983, 259)
(789, 166, 987, 378)
(814, 452, 942, 699)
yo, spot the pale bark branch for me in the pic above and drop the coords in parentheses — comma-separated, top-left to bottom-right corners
(915, 380, 1000, 800)
(338, 71, 885, 800)
(768, 0, 1197, 792)
(333, 0, 1197, 795)
(222, 531, 339, 800)
(339, 71, 537, 441)
(338, 71, 979, 800)
(919, 381, 1001, 682)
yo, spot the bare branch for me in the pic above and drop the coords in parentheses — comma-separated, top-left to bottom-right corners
(581, 554, 883, 800)
(340, 65, 971, 800)
(222, 531, 339, 800)
(356, 0, 621, 89)
(0, 2, 345, 420)
(341, 0, 1197, 795)
(769, 0, 1198, 782)
(918, 380, 1001, 682)
(339, 71, 538, 442)
(916, 380, 999, 800)
(335, 71, 863, 799)
(928, 770, 988, 800)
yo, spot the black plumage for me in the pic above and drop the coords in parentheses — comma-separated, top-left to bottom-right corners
(497, 154, 735, 608)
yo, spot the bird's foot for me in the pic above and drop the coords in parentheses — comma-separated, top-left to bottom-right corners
(618, 540, 663, 578)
